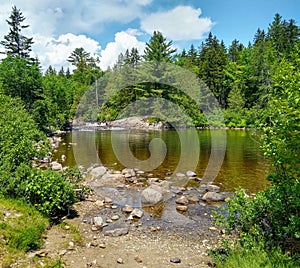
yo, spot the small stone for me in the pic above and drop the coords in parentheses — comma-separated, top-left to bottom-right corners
(111, 215, 120, 221)
(111, 205, 118, 209)
(93, 216, 104, 227)
(95, 200, 104, 207)
(170, 257, 181, 263)
(91, 226, 98, 231)
(175, 195, 189, 205)
(130, 208, 143, 218)
(117, 258, 124, 264)
(176, 173, 185, 177)
(134, 255, 142, 263)
(99, 244, 106, 249)
(122, 205, 134, 213)
(176, 205, 188, 212)
(209, 226, 218, 232)
(106, 219, 113, 223)
(104, 197, 113, 203)
(59, 250, 67, 256)
(207, 185, 221, 193)
(188, 196, 200, 203)
(64, 225, 70, 230)
(186, 170, 196, 177)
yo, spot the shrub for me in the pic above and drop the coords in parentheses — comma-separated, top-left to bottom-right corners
(24, 168, 76, 217)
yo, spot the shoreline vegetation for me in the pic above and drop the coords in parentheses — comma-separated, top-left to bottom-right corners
(0, 5, 299, 267)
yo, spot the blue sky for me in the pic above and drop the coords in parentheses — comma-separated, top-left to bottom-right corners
(0, 0, 299, 70)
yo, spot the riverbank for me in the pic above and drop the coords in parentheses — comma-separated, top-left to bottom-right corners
(33, 164, 231, 268)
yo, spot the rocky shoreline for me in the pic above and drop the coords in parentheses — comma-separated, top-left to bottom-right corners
(36, 164, 231, 267)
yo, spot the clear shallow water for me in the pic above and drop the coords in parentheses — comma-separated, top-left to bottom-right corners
(53, 129, 269, 193)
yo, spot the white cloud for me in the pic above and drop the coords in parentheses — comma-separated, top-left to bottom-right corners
(32, 33, 101, 72)
(99, 31, 145, 70)
(4, 0, 153, 36)
(141, 6, 214, 41)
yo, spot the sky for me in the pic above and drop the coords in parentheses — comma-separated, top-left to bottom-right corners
(0, 0, 299, 71)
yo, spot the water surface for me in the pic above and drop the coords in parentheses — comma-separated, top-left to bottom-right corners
(53, 129, 269, 193)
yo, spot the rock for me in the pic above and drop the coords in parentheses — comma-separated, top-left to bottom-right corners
(122, 168, 135, 177)
(141, 187, 163, 205)
(134, 255, 142, 263)
(111, 205, 118, 209)
(148, 177, 160, 184)
(170, 257, 181, 263)
(122, 205, 134, 213)
(99, 243, 106, 249)
(207, 184, 221, 193)
(202, 192, 225, 202)
(64, 225, 70, 230)
(176, 173, 185, 177)
(117, 258, 124, 264)
(93, 216, 104, 227)
(95, 200, 104, 207)
(103, 224, 129, 237)
(104, 197, 113, 203)
(90, 166, 107, 179)
(175, 195, 189, 205)
(209, 226, 218, 232)
(111, 215, 120, 221)
(51, 161, 62, 171)
(59, 250, 67, 256)
(176, 205, 188, 212)
(188, 196, 200, 204)
(99, 173, 125, 186)
(186, 170, 196, 177)
(129, 208, 143, 219)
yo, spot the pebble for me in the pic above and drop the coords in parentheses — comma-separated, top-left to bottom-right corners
(175, 195, 189, 205)
(209, 226, 218, 232)
(170, 257, 181, 263)
(134, 255, 143, 263)
(117, 258, 124, 264)
(111, 215, 120, 221)
(122, 205, 134, 213)
(99, 243, 106, 249)
(111, 205, 118, 209)
(64, 225, 70, 230)
(176, 205, 188, 212)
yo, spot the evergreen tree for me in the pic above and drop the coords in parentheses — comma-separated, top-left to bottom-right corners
(143, 31, 176, 62)
(198, 33, 228, 107)
(0, 6, 34, 59)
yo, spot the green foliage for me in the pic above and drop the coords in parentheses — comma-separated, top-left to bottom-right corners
(23, 168, 76, 217)
(0, 94, 47, 174)
(213, 35, 300, 266)
(143, 31, 176, 62)
(212, 242, 300, 268)
(0, 5, 34, 59)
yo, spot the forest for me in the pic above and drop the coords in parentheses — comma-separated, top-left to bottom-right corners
(0, 5, 299, 267)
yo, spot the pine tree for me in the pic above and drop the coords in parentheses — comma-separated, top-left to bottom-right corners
(0, 6, 34, 59)
(143, 31, 176, 62)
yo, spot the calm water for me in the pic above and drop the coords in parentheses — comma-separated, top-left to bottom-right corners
(53, 129, 269, 193)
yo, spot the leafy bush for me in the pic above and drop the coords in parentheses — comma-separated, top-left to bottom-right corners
(24, 168, 76, 217)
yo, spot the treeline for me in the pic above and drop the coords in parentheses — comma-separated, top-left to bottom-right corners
(104, 13, 299, 127)
(0, 6, 103, 133)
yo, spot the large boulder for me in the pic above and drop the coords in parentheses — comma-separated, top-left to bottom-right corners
(141, 187, 163, 205)
(89, 166, 107, 179)
(202, 192, 225, 202)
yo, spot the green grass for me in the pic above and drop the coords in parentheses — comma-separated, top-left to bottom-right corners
(212, 245, 300, 268)
(0, 196, 49, 266)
